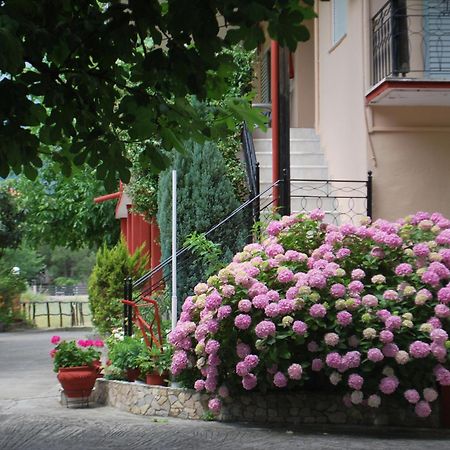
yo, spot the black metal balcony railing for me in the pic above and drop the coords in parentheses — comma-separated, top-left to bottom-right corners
(372, 0, 450, 85)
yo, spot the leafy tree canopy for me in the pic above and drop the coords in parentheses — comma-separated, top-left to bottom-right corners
(0, 186, 23, 255)
(0, 0, 315, 188)
(5, 160, 120, 249)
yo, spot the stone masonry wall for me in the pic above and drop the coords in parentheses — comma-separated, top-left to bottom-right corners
(93, 379, 441, 428)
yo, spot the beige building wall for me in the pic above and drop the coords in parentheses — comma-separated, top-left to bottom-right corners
(312, 0, 450, 220)
(315, 0, 368, 180)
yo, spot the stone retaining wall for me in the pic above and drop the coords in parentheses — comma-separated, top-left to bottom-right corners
(93, 379, 440, 428)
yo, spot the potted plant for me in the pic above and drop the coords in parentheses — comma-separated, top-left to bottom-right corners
(107, 336, 144, 381)
(51, 335, 104, 398)
(137, 343, 173, 386)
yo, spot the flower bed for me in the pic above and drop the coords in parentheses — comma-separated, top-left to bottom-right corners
(169, 210, 450, 420)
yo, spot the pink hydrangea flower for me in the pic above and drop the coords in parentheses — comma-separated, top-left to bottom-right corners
(351, 269, 365, 280)
(243, 354, 260, 370)
(326, 352, 342, 369)
(324, 332, 339, 347)
(382, 343, 399, 357)
(273, 371, 288, 388)
(254, 320, 276, 338)
(194, 379, 205, 391)
(242, 373, 257, 390)
(234, 314, 252, 330)
(336, 311, 352, 326)
(404, 389, 420, 404)
(385, 315, 402, 331)
(292, 320, 308, 335)
(414, 401, 432, 418)
(348, 280, 364, 294)
(217, 305, 232, 320)
(264, 303, 280, 318)
(435, 304, 450, 318)
(208, 398, 222, 414)
(342, 351, 361, 369)
(430, 328, 448, 344)
(235, 343, 250, 360)
(438, 287, 450, 304)
(307, 341, 319, 352)
(277, 268, 294, 283)
(395, 263, 413, 276)
(367, 348, 384, 362)
(309, 304, 327, 318)
(362, 294, 378, 308)
(348, 374, 364, 390)
(379, 376, 399, 395)
(312, 358, 324, 371)
(409, 341, 431, 358)
(252, 294, 270, 309)
(383, 290, 399, 301)
(267, 221, 283, 236)
(205, 339, 220, 354)
(330, 283, 346, 298)
(287, 363, 303, 380)
(238, 299, 252, 312)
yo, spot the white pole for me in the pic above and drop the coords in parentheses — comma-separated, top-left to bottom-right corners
(171, 169, 178, 330)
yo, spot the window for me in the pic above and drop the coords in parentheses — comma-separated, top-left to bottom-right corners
(332, 0, 348, 45)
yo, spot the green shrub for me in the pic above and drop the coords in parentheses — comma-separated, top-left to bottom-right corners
(157, 140, 250, 305)
(88, 238, 147, 335)
(108, 336, 144, 370)
(0, 269, 26, 326)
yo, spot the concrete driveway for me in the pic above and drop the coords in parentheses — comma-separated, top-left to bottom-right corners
(1, 329, 450, 449)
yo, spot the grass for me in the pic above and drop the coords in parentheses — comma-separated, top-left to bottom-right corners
(21, 299, 93, 328)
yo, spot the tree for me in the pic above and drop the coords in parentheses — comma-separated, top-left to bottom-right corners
(157, 140, 249, 303)
(0, 186, 23, 255)
(6, 159, 120, 249)
(0, 0, 315, 187)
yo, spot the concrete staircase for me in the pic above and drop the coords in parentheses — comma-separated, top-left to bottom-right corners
(253, 128, 335, 217)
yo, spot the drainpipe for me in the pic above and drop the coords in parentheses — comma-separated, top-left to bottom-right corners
(271, 40, 280, 209)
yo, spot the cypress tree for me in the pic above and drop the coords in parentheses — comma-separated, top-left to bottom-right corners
(157, 140, 249, 304)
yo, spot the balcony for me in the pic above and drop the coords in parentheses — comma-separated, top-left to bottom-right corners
(367, 0, 450, 106)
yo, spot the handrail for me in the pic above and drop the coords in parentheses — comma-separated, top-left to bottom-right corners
(132, 180, 280, 289)
(241, 122, 259, 199)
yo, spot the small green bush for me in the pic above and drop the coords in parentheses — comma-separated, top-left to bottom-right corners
(88, 238, 147, 335)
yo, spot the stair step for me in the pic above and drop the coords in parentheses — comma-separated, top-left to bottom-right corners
(259, 165, 329, 180)
(257, 153, 325, 165)
(253, 128, 319, 139)
(254, 139, 322, 154)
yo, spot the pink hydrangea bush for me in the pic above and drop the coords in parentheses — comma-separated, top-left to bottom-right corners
(170, 210, 450, 418)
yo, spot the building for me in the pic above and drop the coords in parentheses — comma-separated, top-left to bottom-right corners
(254, 0, 450, 221)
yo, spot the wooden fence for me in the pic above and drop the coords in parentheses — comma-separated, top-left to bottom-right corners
(20, 301, 91, 328)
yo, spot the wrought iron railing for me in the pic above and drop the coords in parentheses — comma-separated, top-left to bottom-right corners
(290, 172, 372, 225)
(122, 182, 280, 335)
(372, 0, 450, 85)
(241, 122, 260, 223)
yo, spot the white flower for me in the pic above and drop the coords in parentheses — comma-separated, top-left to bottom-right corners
(382, 366, 395, 376)
(363, 328, 377, 340)
(419, 323, 433, 333)
(402, 320, 414, 328)
(395, 351, 410, 365)
(335, 268, 346, 277)
(423, 388, 438, 402)
(351, 390, 364, 405)
(329, 371, 342, 385)
(402, 312, 413, 321)
(368, 394, 381, 408)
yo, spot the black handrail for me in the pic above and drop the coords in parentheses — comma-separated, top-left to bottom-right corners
(132, 180, 280, 290)
(241, 122, 259, 200)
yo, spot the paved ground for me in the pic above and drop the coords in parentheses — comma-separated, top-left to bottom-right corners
(2, 329, 450, 449)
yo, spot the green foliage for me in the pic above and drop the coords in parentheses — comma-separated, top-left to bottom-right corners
(0, 244, 44, 281)
(0, 269, 26, 322)
(7, 160, 119, 249)
(0, 0, 314, 187)
(108, 336, 145, 370)
(88, 238, 147, 335)
(52, 339, 102, 372)
(137, 343, 173, 375)
(0, 186, 23, 255)
(184, 233, 225, 280)
(157, 140, 249, 304)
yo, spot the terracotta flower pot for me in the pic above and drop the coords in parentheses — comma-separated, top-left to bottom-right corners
(57, 366, 98, 398)
(126, 368, 140, 382)
(145, 371, 167, 386)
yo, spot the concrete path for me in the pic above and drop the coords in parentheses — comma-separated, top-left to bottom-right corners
(1, 329, 450, 449)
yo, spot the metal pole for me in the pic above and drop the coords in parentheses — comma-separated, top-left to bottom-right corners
(279, 45, 291, 216)
(255, 162, 261, 224)
(171, 169, 178, 331)
(123, 278, 128, 333)
(127, 278, 133, 336)
(46, 302, 50, 328)
(271, 40, 280, 209)
(367, 171, 373, 219)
